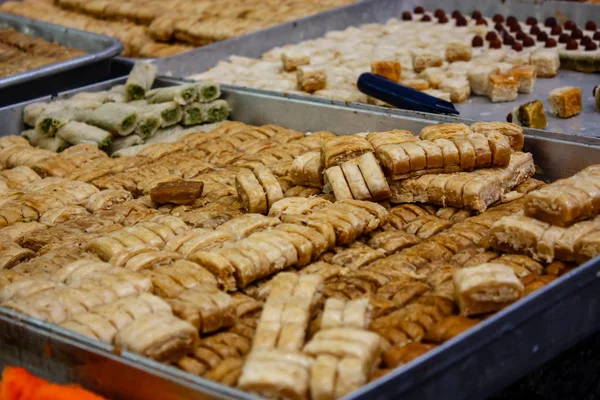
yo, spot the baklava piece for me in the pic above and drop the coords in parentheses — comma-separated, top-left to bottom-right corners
(290, 151, 324, 188)
(297, 65, 327, 92)
(321, 135, 374, 168)
(371, 60, 402, 82)
(509, 65, 537, 94)
(445, 41, 472, 62)
(412, 50, 443, 72)
(281, 50, 310, 72)
(150, 180, 204, 205)
(453, 263, 524, 316)
(548, 87, 582, 118)
(467, 65, 500, 96)
(510, 100, 547, 129)
(470, 121, 524, 151)
(439, 77, 471, 103)
(487, 74, 519, 102)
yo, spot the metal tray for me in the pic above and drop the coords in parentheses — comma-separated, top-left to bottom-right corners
(2, 77, 600, 400)
(138, 0, 600, 138)
(0, 12, 122, 106)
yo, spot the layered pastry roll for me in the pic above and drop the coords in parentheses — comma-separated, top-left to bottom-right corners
(324, 166, 353, 201)
(356, 152, 391, 200)
(80, 103, 139, 136)
(523, 165, 600, 226)
(254, 166, 284, 211)
(321, 135, 374, 168)
(366, 130, 416, 150)
(114, 312, 198, 362)
(419, 123, 471, 141)
(217, 213, 280, 240)
(453, 263, 524, 316)
(35, 109, 81, 137)
(235, 169, 268, 214)
(150, 180, 204, 205)
(238, 349, 313, 400)
(320, 298, 372, 330)
(188, 251, 237, 292)
(290, 151, 324, 188)
(268, 197, 331, 219)
(146, 84, 198, 105)
(167, 286, 235, 334)
(424, 315, 479, 343)
(145, 101, 183, 128)
(85, 189, 133, 212)
(134, 112, 161, 139)
(195, 80, 221, 103)
(125, 62, 158, 101)
(470, 121, 524, 151)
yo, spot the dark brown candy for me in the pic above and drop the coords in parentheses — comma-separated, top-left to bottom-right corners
(506, 16, 517, 26)
(545, 38, 557, 48)
(571, 29, 583, 40)
(564, 20, 576, 31)
(523, 36, 535, 47)
(526, 17, 537, 26)
(472, 35, 484, 47)
(486, 31, 498, 41)
(559, 33, 570, 43)
(566, 39, 579, 50)
(545, 17, 557, 28)
(402, 11, 412, 20)
(516, 31, 526, 40)
(471, 10, 482, 20)
(438, 15, 449, 24)
(509, 23, 521, 33)
(586, 21, 597, 31)
(434, 9, 445, 18)
(586, 42, 598, 51)
(551, 25, 563, 36)
(476, 18, 488, 26)
(594, 31, 600, 41)
(414, 6, 424, 13)
(451, 10, 462, 18)
(495, 23, 505, 32)
(493, 14, 504, 23)
(530, 25, 541, 35)
(150, 180, 204, 205)
(456, 16, 467, 27)
(506, 113, 513, 123)
(503, 34, 515, 46)
(489, 39, 502, 49)
(581, 36, 593, 46)
(512, 42, 524, 52)
(421, 15, 432, 22)
(537, 32, 549, 42)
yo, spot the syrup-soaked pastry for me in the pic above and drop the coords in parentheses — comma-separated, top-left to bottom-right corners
(324, 166, 353, 201)
(166, 229, 234, 256)
(150, 180, 204, 205)
(290, 151, 324, 188)
(310, 354, 338, 400)
(376, 143, 411, 179)
(424, 315, 479, 343)
(188, 251, 237, 292)
(419, 123, 472, 141)
(321, 135, 374, 168)
(114, 312, 198, 362)
(368, 230, 421, 255)
(235, 169, 268, 214)
(217, 213, 280, 240)
(268, 197, 331, 219)
(167, 286, 235, 334)
(254, 166, 284, 210)
(366, 130, 416, 150)
(340, 160, 372, 200)
(470, 122, 524, 151)
(382, 342, 436, 368)
(523, 164, 600, 226)
(330, 243, 384, 270)
(356, 152, 392, 201)
(453, 263, 524, 316)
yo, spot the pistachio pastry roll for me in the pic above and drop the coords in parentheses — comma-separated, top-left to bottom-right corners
(135, 112, 161, 139)
(21, 129, 45, 146)
(35, 108, 81, 137)
(37, 136, 70, 152)
(57, 121, 112, 149)
(202, 99, 230, 123)
(109, 134, 144, 155)
(182, 103, 204, 126)
(146, 84, 198, 105)
(195, 79, 220, 102)
(125, 62, 158, 101)
(80, 103, 139, 136)
(149, 101, 183, 127)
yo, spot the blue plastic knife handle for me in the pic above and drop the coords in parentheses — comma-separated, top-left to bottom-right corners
(357, 73, 459, 115)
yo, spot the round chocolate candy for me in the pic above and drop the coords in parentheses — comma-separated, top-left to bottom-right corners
(471, 10, 482, 20)
(516, 31, 526, 40)
(456, 16, 467, 26)
(526, 17, 537, 26)
(476, 18, 488, 26)
(512, 42, 524, 52)
(451, 10, 462, 19)
(530, 25, 541, 35)
(586, 21, 597, 31)
(566, 39, 579, 50)
(537, 32, 549, 42)
(581, 36, 593, 46)
(434, 9, 445, 18)
(564, 20, 576, 31)
(495, 23, 505, 32)
(472, 35, 484, 47)
(594, 31, 600, 41)
(571, 29, 583, 40)
(506, 16, 517, 26)
(545, 38, 557, 48)
(486, 31, 498, 41)
(489, 39, 502, 49)
(506, 113, 513, 123)
(503, 34, 515, 46)
(438, 15, 449, 23)
(523, 36, 535, 47)
(545, 17, 557, 28)
(421, 15, 432, 22)
(402, 11, 412, 20)
(414, 6, 424, 13)
(493, 14, 504, 23)
(551, 25, 563, 36)
(586, 42, 598, 51)
(559, 33, 570, 43)
(510, 23, 521, 33)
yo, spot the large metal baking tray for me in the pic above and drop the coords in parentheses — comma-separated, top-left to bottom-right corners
(1, 77, 600, 400)
(140, 0, 600, 138)
(0, 12, 122, 106)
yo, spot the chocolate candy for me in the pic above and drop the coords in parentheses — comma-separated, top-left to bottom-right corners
(506, 16, 517, 26)
(581, 36, 593, 46)
(516, 31, 526, 40)
(506, 113, 513, 123)
(495, 23, 504, 32)
(493, 14, 504, 23)
(451, 10, 462, 18)
(571, 29, 583, 40)
(551, 26, 563, 36)
(545, 17, 557, 28)
(523, 36, 535, 47)
(530, 25, 541, 35)
(545, 38, 557, 48)
(486, 31, 498, 41)
(434, 9, 445, 18)
(421, 15, 431, 22)
(438, 15, 449, 23)
(512, 42, 524, 52)
(564, 20, 576, 31)
(566, 39, 579, 50)
(489, 39, 502, 49)
(509, 23, 521, 33)
(471, 11, 482, 20)
(526, 17, 537, 26)
(503, 34, 515, 46)
(559, 33, 570, 43)
(472, 35, 484, 47)
(537, 32, 548, 42)
(586, 42, 598, 51)
(402, 11, 412, 20)
(594, 31, 600, 41)
(476, 18, 488, 26)
(586, 21, 597, 31)
(414, 6, 424, 13)
(456, 16, 467, 26)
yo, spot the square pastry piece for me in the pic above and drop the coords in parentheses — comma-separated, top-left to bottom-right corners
(487, 74, 519, 102)
(548, 87, 582, 118)
(297, 66, 327, 92)
(371, 60, 402, 82)
(454, 263, 524, 316)
(509, 65, 537, 94)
